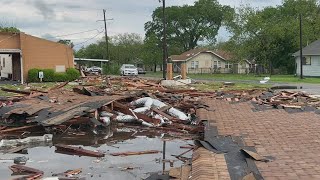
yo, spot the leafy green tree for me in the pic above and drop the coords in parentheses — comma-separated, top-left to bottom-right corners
(145, 0, 232, 52)
(57, 39, 74, 48)
(224, 0, 320, 74)
(0, 26, 20, 33)
(141, 33, 162, 71)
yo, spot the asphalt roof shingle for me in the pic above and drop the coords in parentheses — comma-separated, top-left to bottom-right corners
(169, 48, 233, 62)
(293, 40, 320, 56)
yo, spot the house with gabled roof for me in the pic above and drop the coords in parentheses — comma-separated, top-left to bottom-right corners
(169, 48, 251, 74)
(293, 40, 320, 76)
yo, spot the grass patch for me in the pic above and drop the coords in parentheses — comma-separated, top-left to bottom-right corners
(0, 82, 74, 97)
(145, 72, 320, 84)
(192, 82, 271, 91)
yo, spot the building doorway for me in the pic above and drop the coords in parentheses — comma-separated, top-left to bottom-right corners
(0, 51, 22, 82)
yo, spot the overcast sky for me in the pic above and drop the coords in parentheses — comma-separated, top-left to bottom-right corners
(0, 0, 282, 48)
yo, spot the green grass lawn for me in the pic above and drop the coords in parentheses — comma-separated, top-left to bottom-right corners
(192, 82, 271, 91)
(144, 72, 320, 84)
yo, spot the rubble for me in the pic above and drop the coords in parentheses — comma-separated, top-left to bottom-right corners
(2, 75, 319, 179)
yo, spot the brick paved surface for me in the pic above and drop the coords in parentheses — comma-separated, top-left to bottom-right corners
(191, 147, 230, 180)
(201, 99, 320, 180)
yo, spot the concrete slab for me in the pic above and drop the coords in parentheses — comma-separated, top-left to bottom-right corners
(161, 79, 192, 86)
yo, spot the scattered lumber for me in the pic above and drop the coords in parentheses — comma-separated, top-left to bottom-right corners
(110, 150, 161, 156)
(55, 144, 105, 157)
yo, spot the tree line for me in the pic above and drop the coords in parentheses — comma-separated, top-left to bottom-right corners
(2, 0, 320, 74)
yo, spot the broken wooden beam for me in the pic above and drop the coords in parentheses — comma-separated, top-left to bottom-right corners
(49, 81, 69, 91)
(0, 125, 41, 134)
(55, 144, 105, 157)
(1, 88, 31, 95)
(9, 165, 44, 175)
(152, 108, 174, 120)
(110, 150, 161, 156)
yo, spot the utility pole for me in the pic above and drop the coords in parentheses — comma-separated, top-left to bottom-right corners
(103, 9, 109, 60)
(299, 14, 303, 79)
(160, 0, 167, 79)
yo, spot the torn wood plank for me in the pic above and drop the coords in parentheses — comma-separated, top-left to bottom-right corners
(152, 108, 174, 120)
(0, 125, 40, 134)
(49, 81, 69, 91)
(1, 88, 31, 95)
(9, 165, 44, 174)
(125, 82, 149, 88)
(280, 104, 302, 109)
(64, 168, 82, 176)
(110, 150, 161, 156)
(55, 144, 105, 157)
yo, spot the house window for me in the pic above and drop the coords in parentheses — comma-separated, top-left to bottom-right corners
(2, 58, 5, 68)
(302, 56, 311, 65)
(225, 63, 232, 69)
(195, 61, 199, 69)
(191, 61, 195, 69)
(213, 61, 221, 69)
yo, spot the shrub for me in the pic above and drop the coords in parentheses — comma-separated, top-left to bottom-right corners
(27, 68, 80, 82)
(42, 69, 55, 82)
(54, 73, 69, 82)
(103, 64, 120, 75)
(27, 68, 40, 82)
(66, 68, 81, 81)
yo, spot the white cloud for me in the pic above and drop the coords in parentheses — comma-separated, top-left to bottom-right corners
(0, 0, 282, 48)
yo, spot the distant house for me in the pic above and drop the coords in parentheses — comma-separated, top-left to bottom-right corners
(169, 48, 251, 74)
(293, 40, 320, 76)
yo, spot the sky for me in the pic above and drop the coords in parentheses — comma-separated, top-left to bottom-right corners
(0, 0, 283, 49)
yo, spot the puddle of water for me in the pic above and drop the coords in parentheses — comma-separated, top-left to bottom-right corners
(0, 125, 193, 180)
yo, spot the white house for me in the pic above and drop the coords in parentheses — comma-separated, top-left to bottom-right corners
(0, 54, 13, 79)
(293, 40, 320, 76)
(169, 48, 251, 74)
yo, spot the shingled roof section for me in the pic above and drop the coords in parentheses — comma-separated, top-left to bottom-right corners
(293, 40, 320, 56)
(169, 48, 233, 62)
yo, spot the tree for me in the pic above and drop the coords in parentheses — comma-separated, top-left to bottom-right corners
(145, 0, 232, 52)
(0, 26, 20, 33)
(57, 39, 74, 48)
(224, 0, 320, 74)
(75, 33, 143, 66)
(110, 33, 143, 64)
(141, 33, 162, 71)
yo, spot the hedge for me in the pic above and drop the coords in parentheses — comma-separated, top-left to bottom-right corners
(27, 68, 80, 82)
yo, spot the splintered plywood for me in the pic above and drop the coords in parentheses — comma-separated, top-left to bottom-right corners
(191, 147, 230, 180)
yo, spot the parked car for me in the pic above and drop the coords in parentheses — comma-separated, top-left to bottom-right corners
(137, 67, 146, 74)
(86, 66, 102, 73)
(120, 64, 138, 76)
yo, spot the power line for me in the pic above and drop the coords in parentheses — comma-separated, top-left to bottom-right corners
(53, 28, 103, 38)
(73, 31, 104, 47)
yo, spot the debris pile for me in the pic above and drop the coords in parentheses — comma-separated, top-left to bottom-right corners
(216, 89, 320, 112)
(0, 77, 206, 147)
